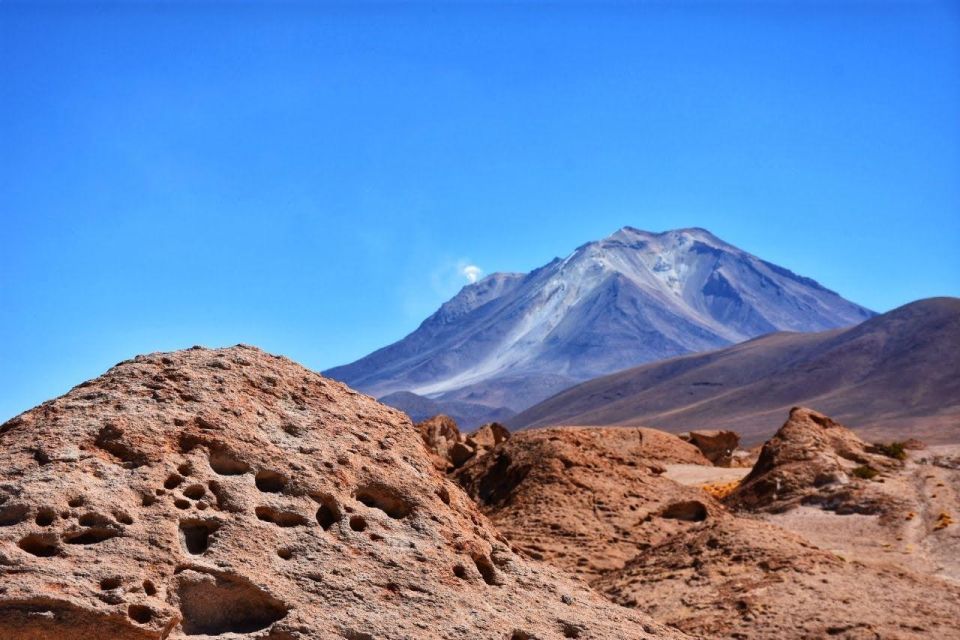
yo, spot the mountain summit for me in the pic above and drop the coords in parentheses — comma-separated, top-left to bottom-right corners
(326, 227, 873, 425)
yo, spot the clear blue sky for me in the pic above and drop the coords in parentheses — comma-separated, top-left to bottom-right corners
(2, 1, 958, 421)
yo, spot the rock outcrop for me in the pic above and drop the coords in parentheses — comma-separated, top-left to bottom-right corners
(416, 415, 510, 472)
(455, 426, 716, 581)
(0, 346, 686, 640)
(681, 430, 740, 466)
(727, 407, 901, 513)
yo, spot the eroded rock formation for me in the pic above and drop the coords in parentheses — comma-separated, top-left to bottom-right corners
(0, 346, 686, 640)
(455, 426, 716, 580)
(727, 407, 901, 513)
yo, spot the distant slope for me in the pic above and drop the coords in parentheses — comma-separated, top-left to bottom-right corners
(512, 298, 960, 444)
(378, 390, 515, 426)
(327, 227, 873, 426)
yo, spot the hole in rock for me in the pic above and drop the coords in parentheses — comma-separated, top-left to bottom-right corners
(143, 579, 158, 596)
(453, 564, 468, 580)
(660, 500, 708, 522)
(19, 533, 60, 557)
(100, 577, 122, 590)
(255, 507, 308, 528)
(436, 486, 450, 505)
(128, 604, 153, 624)
(183, 484, 206, 500)
(0, 503, 29, 526)
(165, 474, 184, 490)
(79, 512, 112, 527)
(178, 463, 192, 476)
(355, 485, 413, 519)
(561, 622, 583, 638)
(35, 508, 56, 527)
(142, 494, 157, 507)
(349, 516, 367, 532)
(277, 547, 293, 560)
(209, 449, 251, 475)
(68, 496, 85, 508)
(65, 527, 119, 545)
(176, 569, 288, 635)
(174, 499, 191, 510)
(312, 494, 341, 530)
(255, 470, 288, 493)
(114, 511, 134, 525)
(180, 519, 220, 555)
(511, 631, 533, 640)
(473, 555, 498, 586)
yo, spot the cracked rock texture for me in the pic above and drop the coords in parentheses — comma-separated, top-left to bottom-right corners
(455, 426, 716, 582)
(0, 345, 688, 640)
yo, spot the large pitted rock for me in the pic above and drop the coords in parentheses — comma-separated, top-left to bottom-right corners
(455, 426, 716, 581)
(727, 407, 901, 513)
(0, 346, 687, 640)
(682, 430, 740, 467)
(595, 513, 960, 639)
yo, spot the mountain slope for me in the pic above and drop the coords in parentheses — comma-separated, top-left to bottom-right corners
(512, 297, 960, 444)
(327, 227, 873, 425)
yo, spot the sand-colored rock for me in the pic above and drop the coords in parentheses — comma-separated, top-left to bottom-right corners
(727, 407, 901, 513)
(455, 426, 715, 581)
(596, 512, 960, 639)
(0, 346, 687, 640)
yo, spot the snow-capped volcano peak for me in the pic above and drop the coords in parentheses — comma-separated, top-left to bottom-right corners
(326, 227, 873, 427)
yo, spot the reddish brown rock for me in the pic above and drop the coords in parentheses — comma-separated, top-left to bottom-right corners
(416, 416, 511, 472)
(467, 422, 510, 451)
(727, 407, 901, 513)
(415, 413, 461, 470)
(455, 426, 716, 581)
(682, 430, 740, 466)
(0, 346, 686, 640)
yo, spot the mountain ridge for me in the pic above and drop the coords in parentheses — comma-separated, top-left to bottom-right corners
(511, 297, 960, 444)
(327, 226, 874, 427)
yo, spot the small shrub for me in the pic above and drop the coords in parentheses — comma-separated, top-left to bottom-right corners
(852, 465, 878, 480)
(869, 441, 907, 461)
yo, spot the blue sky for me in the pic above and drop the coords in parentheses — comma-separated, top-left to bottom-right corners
(2, 1, 959, 421)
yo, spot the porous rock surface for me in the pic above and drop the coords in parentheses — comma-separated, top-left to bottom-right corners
(0, 346, 688, 640)
(455, 426, 716, 581)
(727, 407, 901, 513)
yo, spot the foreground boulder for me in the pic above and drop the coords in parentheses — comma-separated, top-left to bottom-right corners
(727, 407, 901, 513)
(0, 346, 686, 640)
(455, 426, 715, 581)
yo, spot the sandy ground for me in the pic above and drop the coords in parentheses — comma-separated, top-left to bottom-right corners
(766, 444, 960, 585)
(663, 463, 750, 486)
